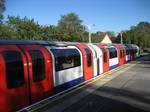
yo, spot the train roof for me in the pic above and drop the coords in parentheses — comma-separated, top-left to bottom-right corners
(0, 40, 138, 49)
(0, 40, 49, 45)
(0, 40, 80, 47)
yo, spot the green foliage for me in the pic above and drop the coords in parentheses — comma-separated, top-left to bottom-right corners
(106, 31, 116, 43)
(91, 33, 97, 43)
(3, 16, 42, 40)
(0, 0, 5, 24)
(0, 13, 88, 41)
(58, 13, 84, 31)
(0, 11, 149, 49)
(118, 22, 150, 49)
(57, 13, 86, 41)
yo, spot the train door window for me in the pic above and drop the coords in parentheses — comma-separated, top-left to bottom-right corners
(29, 50, 46, 82)
(114, 48, 117, 58)
(108, 48, 113, 59)
(2, 51, 25, 89)
(120, 49, 122, 58)
(101, 48, 107, 62)
(51, 49, 81, 71)
(84, 48, 92, 67)
(123, 50, 125, 56)
(134, 49, 137, 54)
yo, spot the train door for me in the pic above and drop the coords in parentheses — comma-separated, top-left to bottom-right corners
(88, 44, 103, 75)
(131, 48, 135, 61)
(133, 48, 137, 60)
(123, 47, 126, 64)
(125, 44, 132, 62)
(125, 47, 131, 62)
(119, 48, 124, 65)
(87, 45, 97, 77)
(19, 45, 54, 103)
(101, 48, 109, 72)
(131, 44, 139, 58)
(98, 45, 109, 73)
(116, 45, 126, 65)
(76, 44, 94, 81)
(0, 45, 29, 112)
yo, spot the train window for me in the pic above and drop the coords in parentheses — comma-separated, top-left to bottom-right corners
(134, 49, 137, 54)
(114, 48, 117, 58)
(2, 51, 25, 89)
(51, 49, 81, 71)
(29, 50, 46, 82)
(123, 50, 125, 56)
(84, 48, 92, 67)
(126, 48, 130, 55)
(120, 49, 125, 58)
(108, 48, 117, 59)
(120, 50, 122, 58)
(101, 48, 107, 62)
(108, 48, 113, 59)
(120, 49, 123, 58)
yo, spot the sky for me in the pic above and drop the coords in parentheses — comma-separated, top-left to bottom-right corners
(3, 0, 150, 33)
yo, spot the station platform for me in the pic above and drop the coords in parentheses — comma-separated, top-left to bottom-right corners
(24, 54, 150, 112)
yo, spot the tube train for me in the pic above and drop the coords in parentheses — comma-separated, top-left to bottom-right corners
(0, 40, 140, 112)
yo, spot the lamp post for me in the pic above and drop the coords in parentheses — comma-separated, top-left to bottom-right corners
(86, 25, 91, 43)
(86, 24, 95, 43)
(120, 32, 123, 44)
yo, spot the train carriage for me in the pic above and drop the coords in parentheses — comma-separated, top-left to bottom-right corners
(44, 43, 84, 93)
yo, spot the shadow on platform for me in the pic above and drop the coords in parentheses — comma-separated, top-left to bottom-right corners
(62, 85, 150, 112)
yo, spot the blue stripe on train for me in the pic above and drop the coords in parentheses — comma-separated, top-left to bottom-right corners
(110, 64, 118, 70)
(54, 77, 84, 93)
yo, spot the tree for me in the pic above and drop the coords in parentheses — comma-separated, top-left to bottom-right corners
(58, 13, 84, 31)
(0, 0, 5, 38)
(0, 12, 88, 42)
(0, 16, 44, 40)
(57, 12, 86, 41)
(122, 21, 150, 50)
(0, 0, 5, 24)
